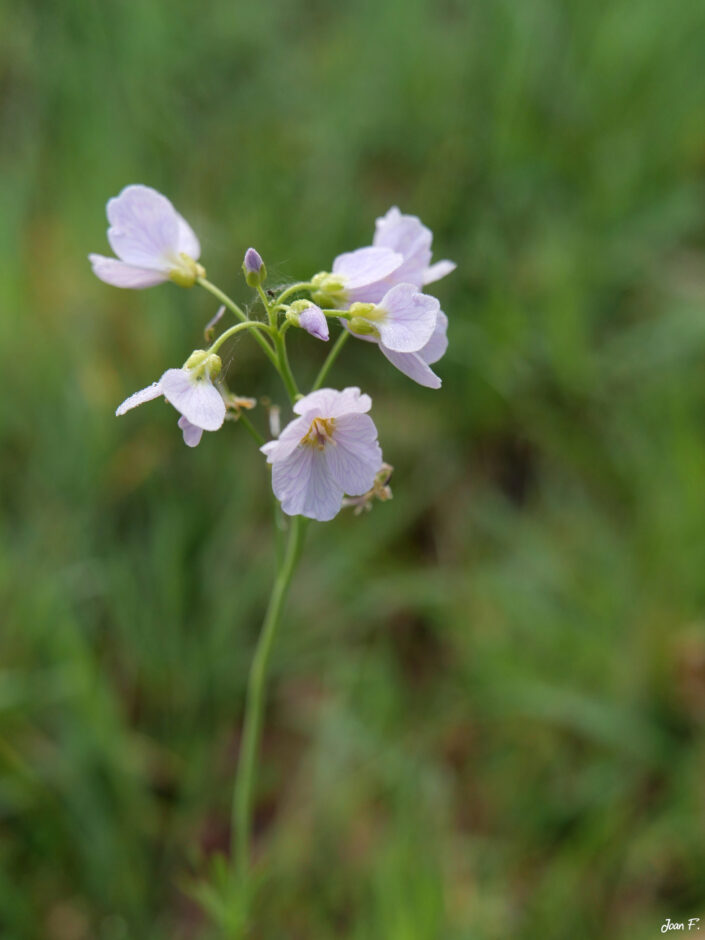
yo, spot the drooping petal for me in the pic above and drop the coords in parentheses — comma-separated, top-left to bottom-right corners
(272, 446, 343, 522)
(116, 381, 164, 416)
(325, 413, 382, 495)
(178, 415, 204, 447)
(298, 305, 329, 341)
(159, 368, 225, 431)
(106, 185, 182, 269)
(332, 246, 403, 303)
(89, 254, 169, 289)
(379, 345, 442, 389)
(293, 387, 372, 418)
(375, 283, 439, 353)
(422, 260, 456, 285)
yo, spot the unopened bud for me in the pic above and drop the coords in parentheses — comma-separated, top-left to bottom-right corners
(242, 247, 266, 287)
(286, 300, 329, 341)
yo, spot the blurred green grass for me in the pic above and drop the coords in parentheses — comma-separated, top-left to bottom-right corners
(2, 0, 705, 936)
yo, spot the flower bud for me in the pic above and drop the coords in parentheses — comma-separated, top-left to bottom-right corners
(243, 247, 266, 287)
(286, 300, 329, 342)
(184, 349, 222, 379)
(311, 271, 346, 308)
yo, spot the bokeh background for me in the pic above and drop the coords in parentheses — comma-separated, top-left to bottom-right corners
(3, 0, 705, 936)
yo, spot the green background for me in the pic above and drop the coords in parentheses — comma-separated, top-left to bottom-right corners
(3, 0, 705, 936)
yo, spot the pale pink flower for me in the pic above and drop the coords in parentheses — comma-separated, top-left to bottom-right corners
(261, 388, 383, 522)
(89, 185, 203, 289)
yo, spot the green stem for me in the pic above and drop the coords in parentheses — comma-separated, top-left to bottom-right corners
(208, 320, 271, 357)
(273, 330, 300, 401)
(275, 281, 313, 306)
(256, 285, 276, 330)
(198, 277, 279, 368)
(236, 412, 265, 447)
(312, 329, 349, 390)
(231, 515, 307, 923)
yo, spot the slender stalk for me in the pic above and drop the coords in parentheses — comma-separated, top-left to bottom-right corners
(198, 277, 279, 368)
(231, 515, 307, 924)
(273, 330, 300, 400)
(208, 320, 271, 357)
(236, 412, 265, 447)
(275, 281, 313, 306)
(312, 329, 349, 390)
(256, 285, 276, 330)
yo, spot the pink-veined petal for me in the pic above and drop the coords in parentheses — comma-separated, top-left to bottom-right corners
(326, 413, 382, 495)
(375, 284, 439, 353)
(272, 447, 343, 522)
(89, 254, 168, 289)
(115, 380, 163, 416)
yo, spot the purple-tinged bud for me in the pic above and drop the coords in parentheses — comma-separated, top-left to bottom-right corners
(286, 302, 329, 341)
(299, 305, 329, 342)
(243, 247, 266, 287)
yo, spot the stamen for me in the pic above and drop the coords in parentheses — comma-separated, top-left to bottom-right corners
(301, 416, 337, 450)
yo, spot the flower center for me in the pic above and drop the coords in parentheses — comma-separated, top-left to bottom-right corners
(301, 416, 337, 450)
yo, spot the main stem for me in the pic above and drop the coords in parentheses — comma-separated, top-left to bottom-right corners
(230, 498, 306, 922)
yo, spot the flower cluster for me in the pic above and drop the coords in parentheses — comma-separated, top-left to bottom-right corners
(93, 185, 454, 521)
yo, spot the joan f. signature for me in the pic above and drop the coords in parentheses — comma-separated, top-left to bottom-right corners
(661, 919, 700, 933)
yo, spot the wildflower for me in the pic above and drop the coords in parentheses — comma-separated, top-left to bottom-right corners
(312, 246, 403, 307)
(373, 206, 456, 288)
(243, 247, 266, 287)
(89, 184, 204, 289)
(261, 387, 383, 522)
(286, 300, 329, 341)
(116, 351, 225, 447)
(346, 283, 439, 353)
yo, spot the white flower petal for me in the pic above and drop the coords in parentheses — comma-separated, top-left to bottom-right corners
(89, 254, 168, 289)
(326, 413, 382, 495)
(159, 368, 225, 431)
(375, 283, 439, 353)
(178, 415, 204, 447)
(116, 381, 163, 416)
(422, 259, 456, 285)
(106, 184, 182, 269)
